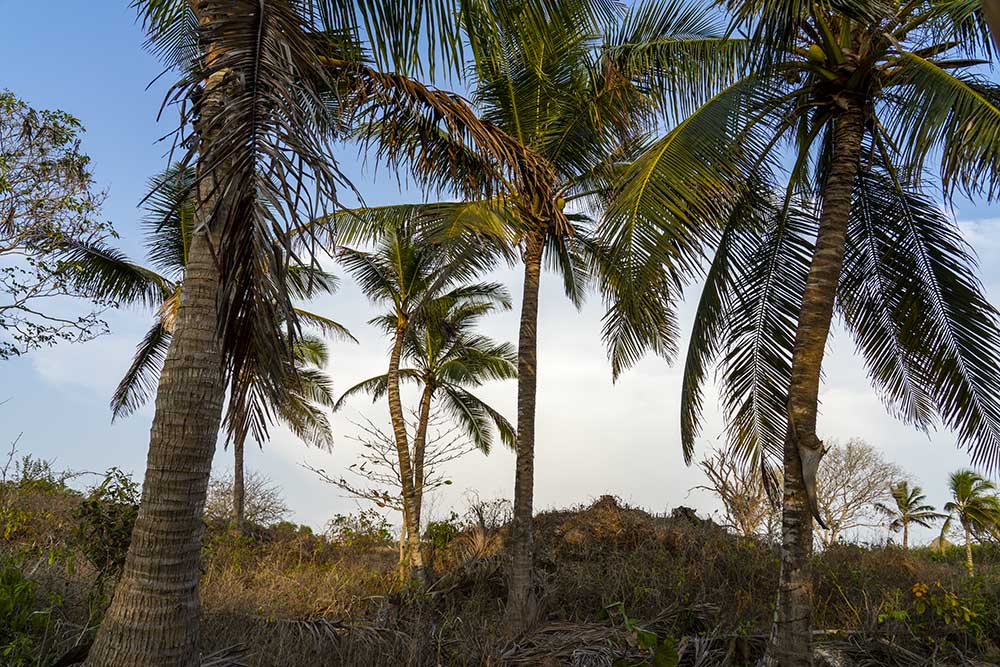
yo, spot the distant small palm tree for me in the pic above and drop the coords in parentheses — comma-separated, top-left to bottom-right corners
(338, 222, 506, 582)
(942, 470, 1000, 575)
(876, 481, 944, 549)
(336, 294, 516, 537)
(60, 165, 354, 534)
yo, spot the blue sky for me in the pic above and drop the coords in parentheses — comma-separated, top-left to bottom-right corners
(2, 2, 999, 545)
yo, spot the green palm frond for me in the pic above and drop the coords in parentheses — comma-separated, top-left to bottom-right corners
(717, 203, 815, 468)
(111, 320, 172, 421)
(841, 170, 1000, 469)
(140, 163, 194, 276)
(277, 396, 335, 451)
(294, 308, 357, 344)
(293, 334, 331, 368)
(438, 386, 498, 454)
(883, 55, 1000, 199)
(679, 180, 777, 462)
(52, 239, 175, 309)
(945, 469, 1000, 535)
(605, 0, 750, 120)
(838, 170, 937, 429)
(333, 371, 419, 411)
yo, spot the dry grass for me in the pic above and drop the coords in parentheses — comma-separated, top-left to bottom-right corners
(4, 487, 999, 666)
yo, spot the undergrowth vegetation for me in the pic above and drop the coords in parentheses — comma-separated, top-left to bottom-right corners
(2, 470, 998, 666)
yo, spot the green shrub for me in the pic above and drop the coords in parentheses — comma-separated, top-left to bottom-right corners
(327, 510, 393, 549)
(424, 512, 461, 550)
(0, 563, 56, 666)
(73, 468, 139, 580)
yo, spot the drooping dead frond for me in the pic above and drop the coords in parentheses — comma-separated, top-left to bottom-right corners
(156, 0, 349, 446)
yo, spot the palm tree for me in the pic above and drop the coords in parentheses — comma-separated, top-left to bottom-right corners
(77, 2, 485, 663)
(674, 3, 1000, 664)
(942, 470, 1000, 575)
(344, 0, 747, 620)
(876, 481, 945, 549)
(62, 165, 352, 536)
(337, 222, 508, 581)
(336, 293, 516, 535)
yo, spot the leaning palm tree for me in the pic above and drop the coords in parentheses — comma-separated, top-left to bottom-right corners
(62, 165, 352, 536)
(942, 469, 1000, 575)
(337, 222, 507, 581)
(335, 289, 516, 557)
(673, 3, 1000, 664)
(75, 2, 499, 663)
(343, 0, 748, 619)
(876, 481, 945, 549)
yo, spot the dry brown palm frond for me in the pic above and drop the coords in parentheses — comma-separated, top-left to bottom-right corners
(498, 621, 648, 666)
(201, 645, 250, 667)
(157, 0, 348, 447)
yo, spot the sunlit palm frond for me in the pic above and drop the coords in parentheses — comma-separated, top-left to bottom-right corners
(141, 163, 195, 277)
(294, 308, 357, 343)
(333, 371, 419, 411)
(883, 54, 1000, 199)
(293, 334, 331, 368)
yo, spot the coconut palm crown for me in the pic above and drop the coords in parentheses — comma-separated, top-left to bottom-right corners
(942, 469, 1000, 575)
(876, 481, 945, 549)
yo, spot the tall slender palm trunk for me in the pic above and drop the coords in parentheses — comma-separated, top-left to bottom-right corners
(902, 522, 909, 550)
(412, 383, 434, 531)
(507, 230, 544, 627)
(386, 320, 426, 583)
(964, 524, 974, 576)
(232, 436, 246, 536)
(86, 77, 230, 666)
(764, 105, 865, 667)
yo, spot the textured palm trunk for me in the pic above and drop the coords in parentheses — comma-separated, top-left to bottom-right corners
(411, 383, 434, 531)
(902, 523, 909, 550)
(964, 523, 974, 576)
(386, 320, 425, 583)
(85, 103, 227, 665)
(984, 0, 1000, 52)
(764, 106, 865, 667)
(232, 436, 246, 536)
(507, 230, 544, 627)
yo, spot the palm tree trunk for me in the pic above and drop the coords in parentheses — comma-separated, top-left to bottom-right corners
(964, 524, 974, 576)
(902, 522, 909, 550)
(507, 230, 544, 627)
(386, 320, 425, 584)
(398, 523, 407, 582)
(412, 383, 434, 532)
(764, 105, 865, 667)
(86, 76, 229, 662)
(233, 436, 246, 536)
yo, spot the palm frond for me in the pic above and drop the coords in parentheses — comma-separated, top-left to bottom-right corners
(842, 170, 1000, 470)
(162, 0, 348, 447)
(717, 202, 815, 468)
(883, 54, 1000, 200)
(111, 320, 172, 421)
(294, 308, 358, 343)
(52, 239, 175, 309)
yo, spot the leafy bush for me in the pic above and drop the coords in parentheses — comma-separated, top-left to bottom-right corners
(424, 512, 461, 550)
(73, 468, 139, 579)
(326, 510, 393, 549)
(0, 563, 55, 666)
